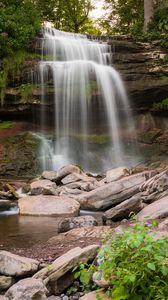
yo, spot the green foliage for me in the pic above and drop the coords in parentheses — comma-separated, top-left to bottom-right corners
(74, 263, 96, 292)
(0, 120, 13, 129)
(19, 83, 34, 101)
(152, 98, 168, 110)
(36, 0, 93, 33)
(0, 0, 41, 59)
(66, 286, 78, 295)
(77, 223, 168, 300)
(100, 0, 144, 35)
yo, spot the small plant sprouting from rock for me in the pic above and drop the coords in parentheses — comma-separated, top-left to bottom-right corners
(75, 223, 168, 300)
(152, 98, 168, 110)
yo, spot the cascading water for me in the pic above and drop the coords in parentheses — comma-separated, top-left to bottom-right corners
(38, 26, 136, 172)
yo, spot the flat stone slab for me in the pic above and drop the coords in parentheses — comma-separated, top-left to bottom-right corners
(104, 194, 144, 221)
(18, 195, 80, 216)
(0, 251, 39, 277)
(33, 245, 99, 295)
(137, 196, 168, 221)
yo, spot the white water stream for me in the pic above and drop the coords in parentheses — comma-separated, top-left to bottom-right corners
(39, 27, 135, 171)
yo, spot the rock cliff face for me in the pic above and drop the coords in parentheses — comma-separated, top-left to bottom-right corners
(1, 36, 168, 118)
(110, 38, 168, 111)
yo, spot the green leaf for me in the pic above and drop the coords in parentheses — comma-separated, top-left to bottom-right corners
(147, 263, 156, 271)
(112, 286, 128, 300)
(161, 266, 168, 276)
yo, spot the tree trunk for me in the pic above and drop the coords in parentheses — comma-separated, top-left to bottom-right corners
(143, 0, 154, 31)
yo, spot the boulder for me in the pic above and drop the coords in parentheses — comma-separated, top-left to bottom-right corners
(58, 216, 98, 233)
(80, 290, 110, 300)
(137, 196, 168, 221)
(139, 169, 168, 203)
(0, 251, 39, 277)
(18, 195, 80, 217)
(5, 278, 48, 300)
(104, 194, 145, 221)
(0, 275, 13, 291)
(42, 171, 58, 181)
(59, 187, 84, 195)
(33, 245, 99, 295)
(55, 165, 82, 183)
(73, 171, 156, 210)
(105, 166, 130, 183)
(30, 180, 57, 195)
(0, 296, 8, 300)
(61, 173, 98, 191)
(158, 218, 168, 230)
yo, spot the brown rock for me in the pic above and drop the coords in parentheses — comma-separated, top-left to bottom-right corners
(18, 195, 80, 217)
(104, 194, 144, 221)
(58, 216, 98, 233)
(0, 251, 39, 277)
(137, 196, 168, 221)
(55, 165, 82, 183)
(30, 180, 57, 195)
(73, 171, 156, 210)
(158, 218, 168, 230)
(42, 171, 58, 181)
(5, 278, 48, 300)
(33, 245, 99, 295)
(105, 166, 130, 183)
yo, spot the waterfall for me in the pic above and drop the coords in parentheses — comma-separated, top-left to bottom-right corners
(38, 26, 136, 172)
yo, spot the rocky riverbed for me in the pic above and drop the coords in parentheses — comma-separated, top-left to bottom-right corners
(0, 163, 168, 299)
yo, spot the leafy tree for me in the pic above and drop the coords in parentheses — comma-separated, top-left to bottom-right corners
(0, 0, 41, 58)
(35, 0, 93, 33)
(101, 0, 144, 35)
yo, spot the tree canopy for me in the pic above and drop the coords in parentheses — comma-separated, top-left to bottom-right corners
(0, 0, 168, 60)
(0, 0, 41, 58)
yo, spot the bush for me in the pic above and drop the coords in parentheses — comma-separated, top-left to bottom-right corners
(152, 98, 168, 110)
(76, 223, 168, 300)
(0, 0, 41, 58)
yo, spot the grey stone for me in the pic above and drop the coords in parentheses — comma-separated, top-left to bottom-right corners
(42, 171, 58, 181)
(73, 171, 156, 210)
(105, 166, 130, 183)
(55, 165, 82, 183)
(137, 196, 168, 221)
(104, 194, 145, 221)
(33, 245, 99, 295)
(0, 251, 39, 277)
(158, 218, 168, 230)
(30, 180, 57, 195)
(5, 278, 48, 300)
(18, 195, 80, 217)
(58, 216, 98, 233)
